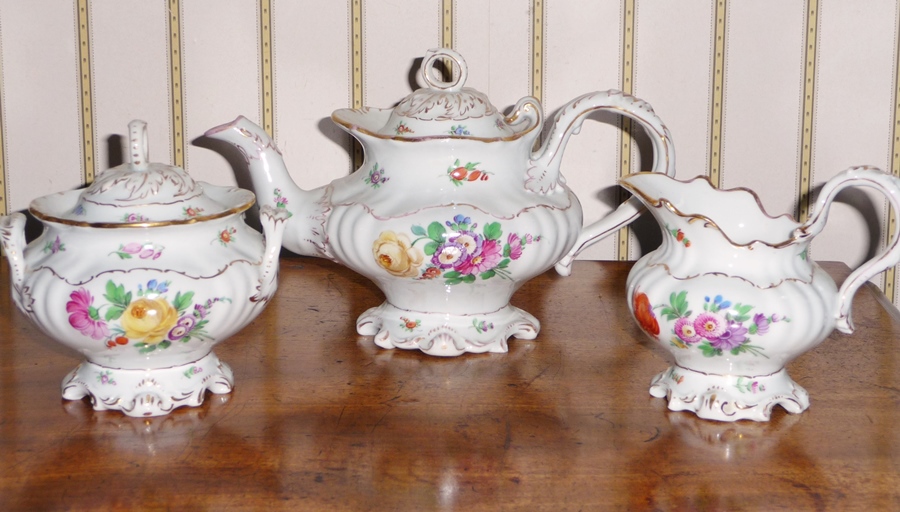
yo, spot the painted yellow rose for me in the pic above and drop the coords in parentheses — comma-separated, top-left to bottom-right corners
(120, 297, 179, 345)
(373, 231, 425, 278)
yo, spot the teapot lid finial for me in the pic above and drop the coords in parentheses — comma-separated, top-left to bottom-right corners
(128, 119, 149, 171)
(417, 48, 468, 92)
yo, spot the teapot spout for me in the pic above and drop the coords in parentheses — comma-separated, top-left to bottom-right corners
(204, 117, 332, 258)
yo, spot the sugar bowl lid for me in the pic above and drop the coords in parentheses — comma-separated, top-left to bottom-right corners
(333, 48, 534, 140)
(30, 120, 254, 227)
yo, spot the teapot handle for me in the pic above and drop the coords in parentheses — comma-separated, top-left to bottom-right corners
(528, 90, 675, 276)
(795, 166, 900, 333)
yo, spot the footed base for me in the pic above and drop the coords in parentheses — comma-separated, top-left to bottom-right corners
(357, 302, 540, 356)
(61, 352, 234, 417)
(649, 365, 810, 422)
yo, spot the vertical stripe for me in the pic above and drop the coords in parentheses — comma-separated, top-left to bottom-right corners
(0, 21, 6, 216)
(617, 0, 635, 261)
(168, 0, 185, 167)
(441, 0, 454, 77)
(260, 0, 274, 138)
(76, 0, 95, 184)
(708, 0, 727, 188)
(798, 0, 819, 223)
(442, 0, 453, 49)
(351, 0, 364, 169)
(531, 0, 544, 104)
(885, 2, 900, 303)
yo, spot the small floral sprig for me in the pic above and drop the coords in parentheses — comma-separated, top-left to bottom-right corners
(183, 206, 205, 218)
(447, 159, 490, 186)
(183, 366, 203, 379)
(472, 319, 494, 333)
(364, 163, 389, 188)
(42, 236, 66, 254)
(96, 370, 117, 386)
(450, 125, 470, 136)
(214, 227, 237, 246)
(399, 317, 421, 332)
(395, 121, 414, 135)
(109, 242, 164, 260)
(122, 212, 150, 223)
(665, 223, 690, 247)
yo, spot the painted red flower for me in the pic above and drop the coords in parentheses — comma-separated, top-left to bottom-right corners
(632, 291, 660, 337)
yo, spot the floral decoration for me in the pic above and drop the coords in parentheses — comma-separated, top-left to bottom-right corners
(183, 206, 205, 218)
(399, 317, 421, 332)
(373, 215, 540, 285)
(395, 121, 414, 135)
(472, 319, 494, 333)
(183, 366, 203, 379)
(65, 279, 229, 354)
(122, 212, 149, 223)
(450, 125, 471, 136)
(665, 223, 691, 247)
(96, 370, 117, 386)
(656, 292, 789, 358)
(110, 242, 164, 260)
(214, 227, 237, 246)
(736, 377, 766, 394)
(42, 236, 66, 254)
(273, 188, 293, 217)
(364, 163, 389, 188)
(446, 159, 490, 186)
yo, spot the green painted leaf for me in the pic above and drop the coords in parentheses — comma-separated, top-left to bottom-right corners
(158, 340, 172, 349)
(446, 277, 463, 285)
(483, 222, 502, 241)
(173, 291, 194, 313)
(411, 225, 427, 237)
(105, 305, 125, 322)
(443, 271, 461, 279)
(424, 241, 438, 256)
(427, 222, 446, 242)
(462, 274, 476, 284)
(480, 270, 496, 280)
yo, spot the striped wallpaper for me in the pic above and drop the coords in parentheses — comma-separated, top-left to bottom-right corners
(1, 0, 899, 306)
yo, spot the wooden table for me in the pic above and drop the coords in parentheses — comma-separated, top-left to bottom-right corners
(1, 257, 899, 510)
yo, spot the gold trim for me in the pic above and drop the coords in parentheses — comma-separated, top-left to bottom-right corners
(29, 200, 254, 229)
(260, 0, 274, 138)
(168, 0, 185, 168)
(351, 0, 364, 170)
(887, 1, 900, 303)
(618, 0, 636, 261)
(709, 0, 727, 188)
(798, 0, 819, 222)
(77, 0, 95, 184)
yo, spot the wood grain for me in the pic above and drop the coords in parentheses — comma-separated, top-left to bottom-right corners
(0, 257, 898, 510)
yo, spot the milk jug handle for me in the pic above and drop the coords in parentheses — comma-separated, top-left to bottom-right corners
(535, 90, 675, 276)
(795, 166, 900, 333)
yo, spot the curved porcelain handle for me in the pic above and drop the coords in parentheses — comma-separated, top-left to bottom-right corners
(250, 205, 291, 304)
(0, 212, 27, 289)
(417, 47, 467, 91)
(795, 166, 900, 333)
(528, 90, 675, 276)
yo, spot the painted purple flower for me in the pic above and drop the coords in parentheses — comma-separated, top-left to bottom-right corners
(432, 241, 468, 269)
(507, 233, 524, 260)
(177, 315, 196, 330)
(194, 303, 209, 319)
(710, 322, 749, 350)
(673, 316, 703, 344)
(168, 325, 189, 341)
(694, 312, 726, 340)
(753, 313, 770, 335)
(66, 288, 109, 340)
(451, 231, 483, 257)
(771, 314, 783, 323)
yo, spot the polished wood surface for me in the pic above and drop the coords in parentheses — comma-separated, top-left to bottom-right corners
(1, 257, 899, 510)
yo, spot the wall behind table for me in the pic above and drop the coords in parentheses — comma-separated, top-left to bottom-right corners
(1, 1, 899, 308)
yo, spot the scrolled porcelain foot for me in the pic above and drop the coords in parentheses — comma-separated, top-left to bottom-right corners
(649, 366, 810, 422)
(357, 302, 540, 357)
(61, 352, 234, 417)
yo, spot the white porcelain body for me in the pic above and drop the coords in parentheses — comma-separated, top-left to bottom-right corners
(621, 167, 900, 421)
(0, 195, 287, 417)
(206, 49, 676, 356)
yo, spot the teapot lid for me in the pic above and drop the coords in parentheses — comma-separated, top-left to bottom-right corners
(30, 120, 254, 226)
(337, 48, 535, 140)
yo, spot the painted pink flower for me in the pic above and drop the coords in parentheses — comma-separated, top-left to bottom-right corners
(673, 316, 702, 344)
(694, 312, 725, 340)
(66, 288, 109, 340)
(507, 233, 524, 260)
(753, 313, 770, 335)
(457, 239, 502, 275)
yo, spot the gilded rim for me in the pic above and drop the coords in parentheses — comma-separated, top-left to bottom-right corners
(29, 198, 255, 229)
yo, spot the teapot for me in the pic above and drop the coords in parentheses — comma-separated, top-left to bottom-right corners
(0, 120, 289, 417)
(205, 48, 675, 356)
(609, 166, 900, 421)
